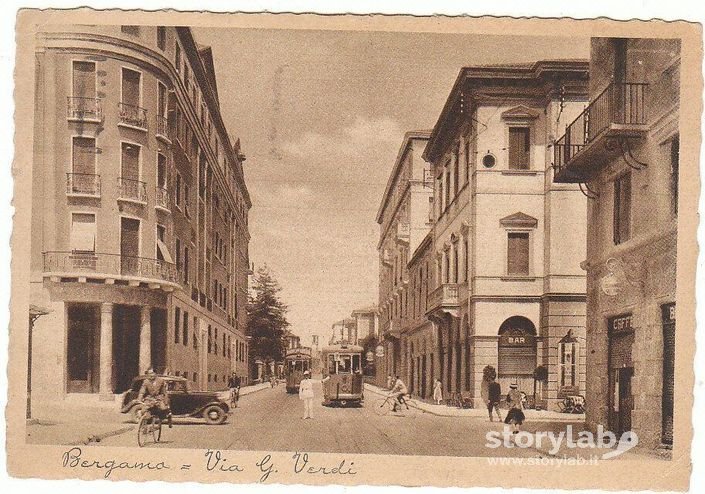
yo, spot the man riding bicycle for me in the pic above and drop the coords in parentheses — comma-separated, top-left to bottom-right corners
(228, 372, 241, 403)
(389, 375, 409, 412)
(138, 369, 172, 428)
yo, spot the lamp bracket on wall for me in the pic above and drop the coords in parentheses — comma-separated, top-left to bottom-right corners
(578, 182, 599, 199)
(619, 138, 648, 171)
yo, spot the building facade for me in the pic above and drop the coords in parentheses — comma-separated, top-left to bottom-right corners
(554, 38, 679, 449)
(31, 25, 251, 404)
(423, 61, 589, 409)
(376, 131, 433, 388)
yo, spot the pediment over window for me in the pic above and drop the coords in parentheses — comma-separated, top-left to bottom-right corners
(501, 105, 541, 121)
(500, 212, 538, 228)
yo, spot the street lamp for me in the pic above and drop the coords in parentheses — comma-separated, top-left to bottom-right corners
(28, 304, 51, 420)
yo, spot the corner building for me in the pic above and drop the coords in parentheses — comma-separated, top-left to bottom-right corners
(554, 38, 679, 449)
(424, 61, 589, 409)
(31, 25, 251, 403)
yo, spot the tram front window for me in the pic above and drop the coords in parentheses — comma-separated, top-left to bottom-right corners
(327, 355, 337, 374)
(352, 354, 361, 373)
(338, 355, 352, 374)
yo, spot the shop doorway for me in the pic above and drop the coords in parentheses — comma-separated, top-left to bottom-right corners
(608, 314, 635, 435)
(497, 316, 537, 394)
(66, 303, 100, 393)
(112, 304, 141, 393)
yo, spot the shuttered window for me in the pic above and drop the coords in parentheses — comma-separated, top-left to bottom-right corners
(121, 142, 140, 181)
(72, 61, 95, 98)
(614, 172, 632, 244)
(70, 213, 96, 253)
(498, 346, 536, 375)
(72, 137, 96, 175)
(507, 232, 530, 276)
(121, 68, 141, 107)
(508, 127, 530, 169)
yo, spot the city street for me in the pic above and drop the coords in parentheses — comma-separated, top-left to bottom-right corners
(93, 381, 574, 458)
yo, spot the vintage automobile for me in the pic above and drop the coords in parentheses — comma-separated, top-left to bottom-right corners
(120, 375, 233, 425)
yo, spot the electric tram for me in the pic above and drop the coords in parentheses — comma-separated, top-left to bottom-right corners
(284, 347, 312, 393)
(321, 342, 364, 406)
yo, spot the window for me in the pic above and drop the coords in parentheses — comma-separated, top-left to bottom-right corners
(507, 232, 530, 276)
(452, 243, 459, 284)
(464, 140, 470, 183)
(444, 161, 451, 208)
(671, 137, 679, 215)
(453, 143, 460, 196)
(156, 224, 166, 260)
(184, 183, 191, 217)
(174, 307, 181, 344)
(193, 316, 198, 349)
(121, 25, 140, 36)
(70, 213, 96, 253)
(156, 26, 166, 50)
(613, 172, 632, 245)
(72, 61, 96, 98)
(175, 42, 181, 72)
(508, 127, 530, 170)
(71, 136, 96, 177)
(183, 246, 190, 283)
(175, 238, 181, 271)
(183, 311, 189, 346)
(157, 153, 167, 189)
(157, 82, 167, 118)
(121, 68, 141, 108)
(208, 325, 212, 353)
(175, 173, 182, 208)
(559, 341, 577, 388)
(223, 334, 226, 357)
(463, 236, 468, 282)
(436, 174, 443, 217)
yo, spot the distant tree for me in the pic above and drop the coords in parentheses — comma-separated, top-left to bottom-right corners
(247, 265, 289, 376)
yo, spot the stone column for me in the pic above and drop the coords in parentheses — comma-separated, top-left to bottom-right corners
(460, 343, 467, 392)
(139, 305, 151, 374)
(99, 303, 114, 399)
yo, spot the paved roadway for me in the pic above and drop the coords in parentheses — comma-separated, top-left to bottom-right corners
(97, 381, 558, 458)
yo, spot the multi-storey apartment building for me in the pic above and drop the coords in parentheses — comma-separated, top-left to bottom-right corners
(350, 306, 379, 343)
(376, 131, 433, 388)
(403, 232, 436, 398)
(30, 25, 251, 404)
(423, 61, 589, 409)
(553, 38, 679, 449)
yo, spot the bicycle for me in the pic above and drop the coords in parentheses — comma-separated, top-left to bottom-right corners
(137, 401, 167, 447)
(373, 394, 418, 416)
(229, 386, 240, 408)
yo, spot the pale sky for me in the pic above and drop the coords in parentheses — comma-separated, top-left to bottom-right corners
(193, 27, 590, 346)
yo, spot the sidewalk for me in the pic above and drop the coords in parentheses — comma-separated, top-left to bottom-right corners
(26, 382, 272, 446)
(364, 383, 586, 423)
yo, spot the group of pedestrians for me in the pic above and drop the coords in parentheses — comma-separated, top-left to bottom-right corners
(482, 377, 525, 435)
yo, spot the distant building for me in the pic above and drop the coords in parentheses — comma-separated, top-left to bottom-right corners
(350, 306, 379, 343)
(376, 131, 433, 387)
(553, 38, 679, 449)
(31, 25, 251, 403)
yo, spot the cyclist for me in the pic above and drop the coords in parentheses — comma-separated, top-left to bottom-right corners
(389, 375, 409, 412)
(228, 372, 241, 403)
(138, 368, 172, 428)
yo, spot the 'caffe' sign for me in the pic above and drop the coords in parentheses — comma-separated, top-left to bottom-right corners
(609, 313, 633, 333)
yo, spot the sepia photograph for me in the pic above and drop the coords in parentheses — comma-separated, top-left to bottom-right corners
(5, 6, 702, 492)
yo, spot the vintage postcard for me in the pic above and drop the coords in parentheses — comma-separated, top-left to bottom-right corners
(6, 8, 701, 492)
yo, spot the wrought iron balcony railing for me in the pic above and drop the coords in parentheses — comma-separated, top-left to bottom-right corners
(155, 186, 169, 210)
(66, 173, 101, 197)
(118, 102, 148, 129)
(118, 177, 147, 203)
(553, 82, 648, 181)
(67, 96, 103, 121)
(43, 251, 179, 285)
(155, 114, 172, 141)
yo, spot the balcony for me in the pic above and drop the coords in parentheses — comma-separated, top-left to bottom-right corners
(396, 222, 410, 243)
(155, 186, 170, 211)
(67, 96, 102, 122)
(155, 114, 172, 142)
(426, 283, 460, 319)
(66, 173, 101, 197)
(43, 251, 180, 290)
(553, 82, 648, 183)
(118, 103, 148, 130)
(118, 177, 147, 204)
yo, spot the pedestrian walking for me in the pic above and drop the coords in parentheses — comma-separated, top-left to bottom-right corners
(433, 379, 443, 405)
(486, 378, 502, 422)
(504, 383, 525, 434)
(386, 374, 393, 390)
(299, 370, 315, 419)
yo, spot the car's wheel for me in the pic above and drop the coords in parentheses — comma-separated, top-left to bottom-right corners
(203, 405, 226, 425)
(130, 404, 145, 424)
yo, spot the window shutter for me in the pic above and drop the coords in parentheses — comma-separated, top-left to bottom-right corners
(121, 143, 140, 180)
(509, 127, 530, 169)
(72, 137, 96, 175)
(72, 62, 95, 98)
(507, 232, 529, 275)
(71, 213, 96, 252)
